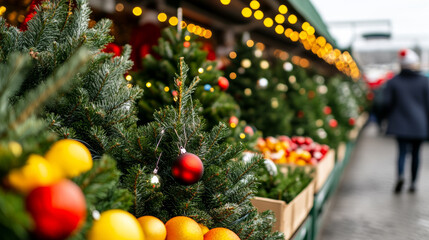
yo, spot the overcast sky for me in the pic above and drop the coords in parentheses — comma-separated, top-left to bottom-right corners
(311, 0, 429, 49)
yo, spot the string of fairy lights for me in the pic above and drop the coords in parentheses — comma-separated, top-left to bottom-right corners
(220, 0, 360, 79)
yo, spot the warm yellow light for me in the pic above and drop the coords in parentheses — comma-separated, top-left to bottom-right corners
(230, 123, 237, 128)
(244, 88, 252, 96)
(288, 14, 297, 24)
(204, 30, 212, 39)
(187, 23, 196, 33)
(306, 26, 315, 35)
(302, 22, 310, 30)
(210, 87, 215, 92)
(198, 68, 204, 74)
(133, 7, 142, 16)
(125, 75, 132, 81)
(299, 31, 308, 40)
(164, 86, 170, 92)
(325, 43, 333, 52)
(242, 7, 252, 18)
(220, 0, 231, 5)
(334, 49, 341, 58)
(254, 10, 264, 20)
(230, 72, 237, 79)
(284, 28, 293, 38)
(256, 42, 265, 50)
(278, 5, 288, 14)
(17, 14, 25, 22)
(194, 26, 202, 35)
(275, 14, 285, 24)
(250, 0, 260, 9)
(127, 83, 133, 89)
(185, 35, 191, 41)
(260, 60, 270, 69)
(241, 59, 252, 68)
(275, 25, 284, 34)
(229, 51, 237, 59)
(290, 31, 299, 42)
(263, 17, 274, 27)
(207, 65, 213, 71)
(308, 34, 316, 43)
(157, 12, 167, 22)
(240, 133, 246, 139)
(300, 59, 310, 68)
(246, 39, 254, 47)
(181, 21, 187, 29)
(146, 82, 152, 88)
(169, 16, 179, 26)
(115, 3, 124, 12)
(303, 41, 311, 50)
(280, 51, 289, 61)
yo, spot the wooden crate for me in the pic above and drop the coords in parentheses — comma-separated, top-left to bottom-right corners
(313, 149, 335, 192)
(251, 180, 315, 239)
(336, 142, 347, 162)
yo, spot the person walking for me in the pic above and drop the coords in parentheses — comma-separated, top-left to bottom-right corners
(382, 49, 429, 193)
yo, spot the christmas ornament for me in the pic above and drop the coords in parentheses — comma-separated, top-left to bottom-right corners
(20, 0, 43, 31)
(172, 149, 204, 185)
(45, 139, 93, 177)
(137, 216, 167, 240)
(244, 126, 254, 136)
(204, 84, 212, 91)
(147, 173, 161, 189)
(89, 210, 144, 240)
(165, 216, 203, 240)
(103, 43, 122, 57)
(349, 117, 356, 126)
(26, 180, 86, 240)
(198, 223, 209, 235)
(323, 106, 332, 115)
(257, 78, 268, 89)
(183, 41, 191, 48)
(229, 116, 239, 128)
(329, 119, 338, 128)
(7, 154, 62, 194)
(218, 76, 229, 91)
(203, 228, 240, 240)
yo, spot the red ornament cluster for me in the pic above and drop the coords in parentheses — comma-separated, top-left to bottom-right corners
(20, 0, 44, 31)
(329, 119, 338, 128)
(289, 136, 330, 163)
(323, 106, 332, 115)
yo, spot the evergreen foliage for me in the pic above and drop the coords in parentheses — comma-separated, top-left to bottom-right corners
(225, 40, 292, 136)
(125, 58, 283, 239)
(133, 27, 240, 128)
(0, 49, 90, 239)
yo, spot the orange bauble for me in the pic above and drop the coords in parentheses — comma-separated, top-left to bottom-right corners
(137, 216, 166, 240)
(204, 228, 240, 240)
(165, 216, 203, 240)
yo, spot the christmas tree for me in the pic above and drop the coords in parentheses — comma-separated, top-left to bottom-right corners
(124, 57, 283, 239)
(2, 1, 282, 239)
(132, 27, 240, 128)
(225, 39, 292, 137)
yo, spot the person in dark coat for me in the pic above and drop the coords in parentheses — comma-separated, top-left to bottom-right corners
(383, 49, 429, 193)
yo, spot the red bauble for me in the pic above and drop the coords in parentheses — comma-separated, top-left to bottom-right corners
(172, 151, 204, 185)
(229, 116, 239, 125)
(320, 144, 330, 155)
(102, 43, 122, 57)
(244, 126, 254, 136)
(183, 41, 191, 48)
(26, 180, 86, 240)
(20, 0, 44, 31)
(304, 137, 313, 145)
(323, 106, 332, 115)
(218, 76, 229, 91)
(329, 119, 338, 128)
(349, 117, 356, 126)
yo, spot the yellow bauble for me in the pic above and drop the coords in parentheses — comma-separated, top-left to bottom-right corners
(45, 139, 93, 177)
(88, 210, 144, 240)
(165, 216, 203, 240)
(137, 216, 166, 240)
(204, 228, 240, 240)
(198, 223, 209, 235)
(7, 154, 62, 194)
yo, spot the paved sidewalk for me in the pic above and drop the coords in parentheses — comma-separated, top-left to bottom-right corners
(319, 122, 429, 240)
